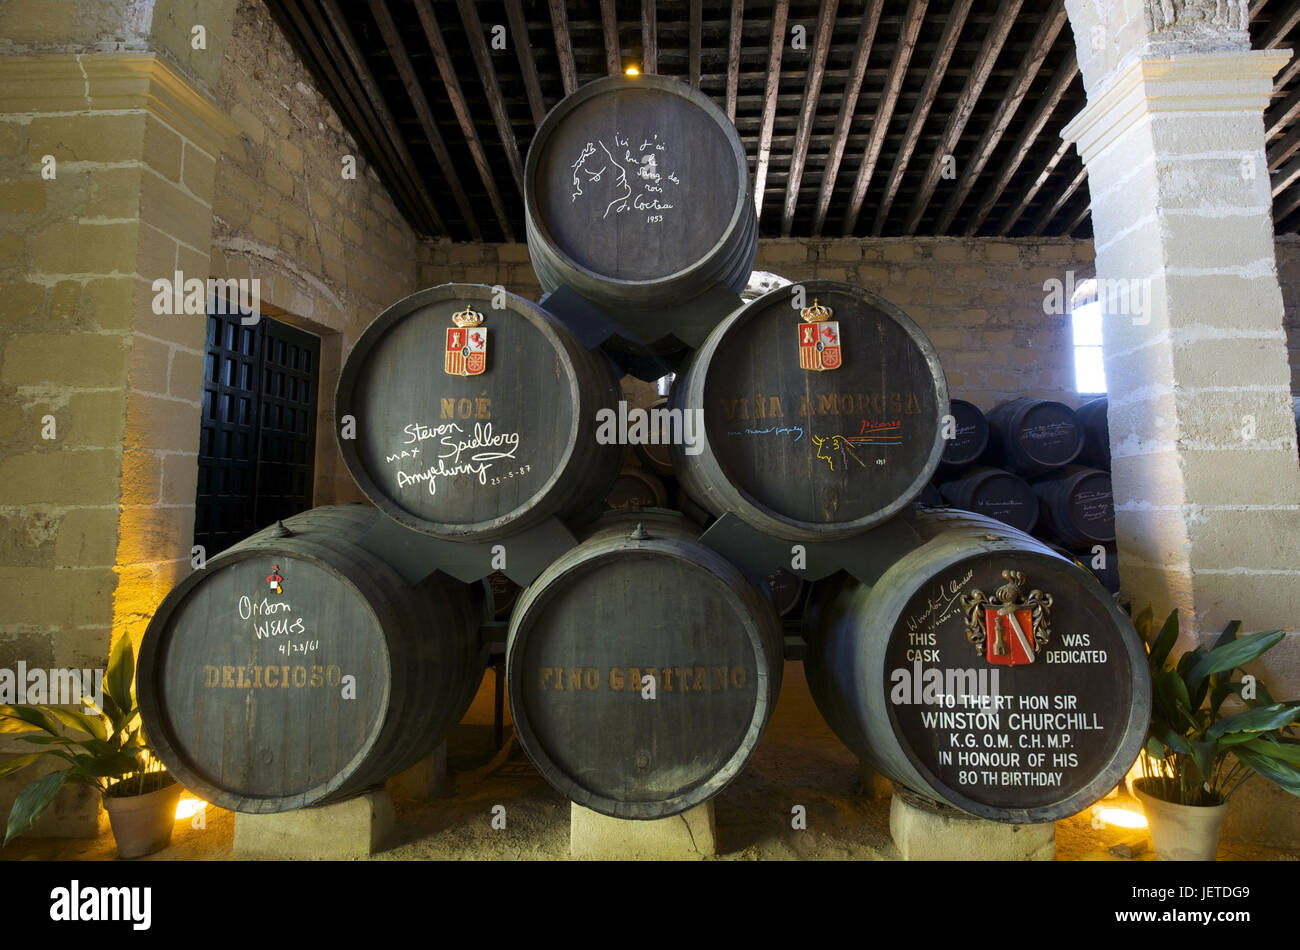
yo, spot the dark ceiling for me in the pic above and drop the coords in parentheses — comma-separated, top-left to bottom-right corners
(267, 0, 1300, 244)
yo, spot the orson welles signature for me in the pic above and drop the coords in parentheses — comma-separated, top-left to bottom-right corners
(395, 422, 521, 496)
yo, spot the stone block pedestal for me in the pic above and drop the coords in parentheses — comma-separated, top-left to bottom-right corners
(570, 801, 716, 859)
(889, 789, 1054, 861)
(233, 788, 395, 859)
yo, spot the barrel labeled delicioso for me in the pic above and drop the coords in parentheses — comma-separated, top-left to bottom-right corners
(336, 284, 624, 540)
(803, 509, 1149, 824)
(507, 510, 783, 819)
(525, 74, 757, 312)
(671, 280, 948, 540)
(137, 506, 488, 813)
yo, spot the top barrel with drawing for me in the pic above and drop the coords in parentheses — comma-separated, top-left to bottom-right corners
(669, 280, 948, 541)
(524, 74, 758, 313)
(335, 284, 624, 541)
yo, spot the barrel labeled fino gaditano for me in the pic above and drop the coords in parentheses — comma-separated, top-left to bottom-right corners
(803, 509, 1150, 824)
(670, 280, 948, 541)
(525, 74, 757, 312)
(336, 284, 624, 540)
(137, 506, 489, 813)
(507, 510, 783, 819)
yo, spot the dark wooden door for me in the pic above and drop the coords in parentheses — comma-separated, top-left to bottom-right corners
(194, 311, 320, 557)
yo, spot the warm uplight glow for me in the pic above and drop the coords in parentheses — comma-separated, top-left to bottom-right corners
(1098, 807, 1148, 829)
(625, 66, 640, 76)
(175, 797, 208, 821)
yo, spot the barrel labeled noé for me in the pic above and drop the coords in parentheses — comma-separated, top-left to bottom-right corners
(507, 510, 783, 819)
(138, 506, 488, 813)
(525, 74, 757, 313)
(803, 509, 1150, 824)
(336, 284, 624, 540)
(670, 280, 948, 541)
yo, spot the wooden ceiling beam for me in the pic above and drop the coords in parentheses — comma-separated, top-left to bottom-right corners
(998, 137, 1073, 235)
(1272, 153, 1300, 196)
(505, 0, 547, 127)
(277, 1, 434, 235)
(1260, 0, 1300, 48)
(964, 53, 1078, 235)
(453, 0, 527, 199)
(401, 0, 513, 240)
(726, 1, 744, 121)
(753, 0, 791, 223)
(690, 0, 702, 88)
(1273, 179, 1300, 224)
(1268, 122, 1300, 170)
(1266, 82, 1300, 137)
(1274, 56, 1300, 94)
(935, 0, 1069, 234)
(1062, 198, 1091, 236)
(369, 0, 481, 240)
(841, 0, 927, 236)
(781, 0, 838, 237)
(318, 0, 448, 236)
(1029, 165, 1088, 235)
(642, 0, 658, 75)
(600, 0, 621, 75)
(811, 0, 882, 236)
(871, 0, 976, 235)
(549, 0, 579, 95)
(904, 0, 1021, 235)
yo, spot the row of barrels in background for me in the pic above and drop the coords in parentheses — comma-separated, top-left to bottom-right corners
(138, 73, 1149, 831)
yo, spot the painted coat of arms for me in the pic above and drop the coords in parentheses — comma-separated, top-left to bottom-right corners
(798, 298, 841, 371)
(445, 304, 487, 376)
(960, 570, 1053, 666)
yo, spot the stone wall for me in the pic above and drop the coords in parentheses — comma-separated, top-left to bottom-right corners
(208, 0, 420, 506)
(418, 236, 1098, 410)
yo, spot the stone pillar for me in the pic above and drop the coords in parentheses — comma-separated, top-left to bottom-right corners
(0, 0, 237, 834)
(1062, 1, 1300, 844)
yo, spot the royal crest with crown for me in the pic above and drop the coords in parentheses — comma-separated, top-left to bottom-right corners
(445, 304, 487, 376)
(798, 298, 841, 371)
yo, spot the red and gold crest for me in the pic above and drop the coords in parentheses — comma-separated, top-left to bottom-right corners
(961, 571, 1053, 667)
(798, 298, 841, 372)
(445, 304, 487, 376)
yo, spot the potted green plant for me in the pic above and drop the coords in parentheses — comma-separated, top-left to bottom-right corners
(0, 635, 181, 858)
(1133, 607, 1300, 860)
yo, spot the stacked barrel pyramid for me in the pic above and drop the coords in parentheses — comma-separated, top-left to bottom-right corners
(139, 76, 1151, 830)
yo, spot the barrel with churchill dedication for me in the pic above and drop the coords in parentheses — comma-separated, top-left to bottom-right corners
(671, 280, 948, 541)
(507, 511, 783, 819)
(804, 509, 1150, 824)
(336, 283, 624, 541)
(138, 506, 488, 813)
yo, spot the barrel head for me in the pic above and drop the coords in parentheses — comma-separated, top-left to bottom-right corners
(681, 281, 947, 539)
(143, 553, 388, 812)
(337, 285, 593, 539)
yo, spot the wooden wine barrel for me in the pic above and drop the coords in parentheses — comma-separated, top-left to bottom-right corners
(671, 280, 949, 541)
(507, 510, 784, 819)
(336, 284, 624, 540)
(487, 570, 521, 619)
(1074, 396, 1110, 470)
(1046, 541, 1120, 596)
(634, 399, 676, 476)
(914, 482, 945, 509)
(765, 568, 807, 618)
(138, 506, 488, 813)
(984, 398, 1083, 476)
(604, 466, 669, 510)
(1032, 465, 1115, 549)
(524, 74, 757, 312)
(803, 509, 1150, 824)
(939, 467, 1038, 534)
(938, 398, 989, 473)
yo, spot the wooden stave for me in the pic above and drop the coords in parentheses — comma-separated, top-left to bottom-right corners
(802, 508, 1150, 824)
(335, 283, 625, 541)
(138, 506, 487, 814)
(523, 74, 758, 312)
(670, 280, 950, 542)
(505, 509, 784, 820)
